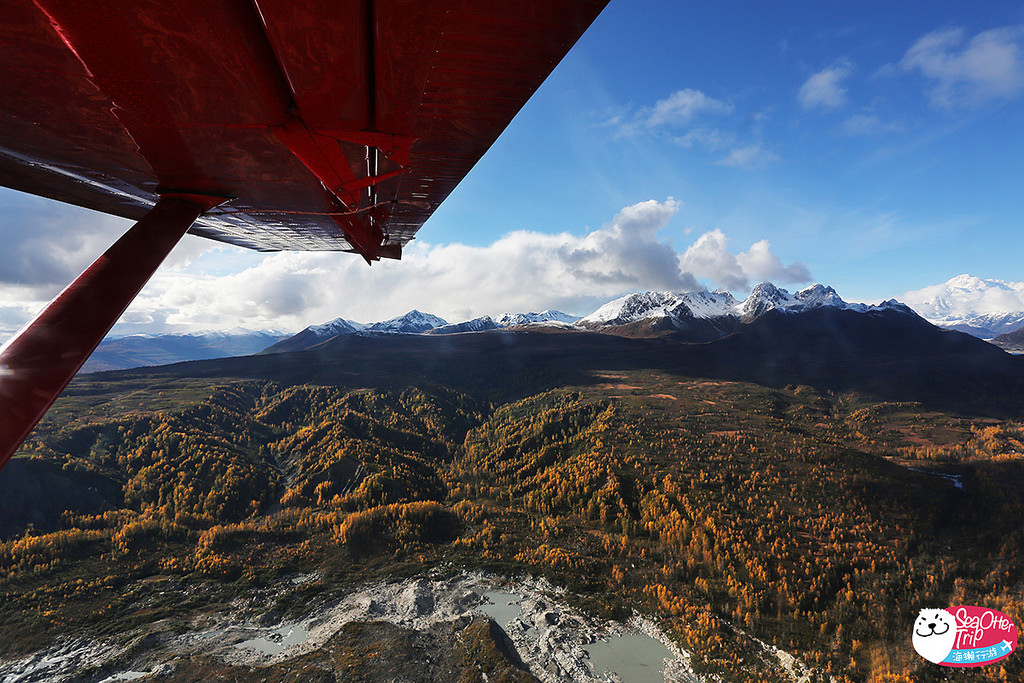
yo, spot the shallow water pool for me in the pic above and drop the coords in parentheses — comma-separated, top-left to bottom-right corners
(584, 631, 672, 683)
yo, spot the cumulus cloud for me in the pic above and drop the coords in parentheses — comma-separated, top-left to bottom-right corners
(799, 60, 854, 110)
(121, 199, 701, 332)
(0, 191, 218, 336)
(0, 190, 215, 290)
(900, 26, 1024, 106)
(737, 239, 812, 284)
(680, 229, 809, 291)
(0, 191, 130, 289)
(679, 230, 746, 290)
(0, 199, 812, 337)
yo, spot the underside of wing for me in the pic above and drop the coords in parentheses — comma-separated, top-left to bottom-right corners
(0, 0, 608, 261)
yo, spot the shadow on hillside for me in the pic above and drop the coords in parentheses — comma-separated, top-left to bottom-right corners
(99, 321, 1024, 419)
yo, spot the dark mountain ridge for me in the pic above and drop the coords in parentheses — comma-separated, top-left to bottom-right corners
(100, 308, 1024, 418)
(260, 317, 363, 354)
(680, 307, 1022, 413)
(993, 326, 1024, 353)
(6, 305, 1024, 682)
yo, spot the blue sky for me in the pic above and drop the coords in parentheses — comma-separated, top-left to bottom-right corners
(2, 0, 1024, 335)
(441, 0, 1024, 296)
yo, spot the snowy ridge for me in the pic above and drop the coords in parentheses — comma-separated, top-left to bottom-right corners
(186, 326, 289, 338)
(278, 284, 918, 352)
(903, 274, 1024, 338)
(427, 316, 500, 335)
(426, 310, 577, 335)
(924, 312, 1024, 339)
(363, 310, 449, 334)
(579, 291, 738, 327)
(578, 283, 905, 330)
(742, 282, 865, 316)
(308, 318, 363, 335)
(277, 309, 579, 349)
(109, 327, 287, 340)
(495, 310, 579, 326)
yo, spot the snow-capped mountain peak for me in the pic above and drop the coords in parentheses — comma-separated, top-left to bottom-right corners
(739, 282, 861, 319)
(682, 290, 740, 317)
(494, 310, 579, 326)
(578, 290, 737, 327)
(740, 282, 791, 318)
(902, 274, 1024, 338)
(945, 273, 989, 292)
(750, 281, 786, 300)
(794, 283, 844, 307)
(577, 282, 909, 338)
(308, 317, 363, 335)
(364, 310, 448, 334)
(580, 292, 676, 326)
(427, 316, 499, 335)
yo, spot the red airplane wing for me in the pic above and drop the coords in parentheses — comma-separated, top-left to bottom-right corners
(0, 0, 607, 258)
(0, 0, 609, 467)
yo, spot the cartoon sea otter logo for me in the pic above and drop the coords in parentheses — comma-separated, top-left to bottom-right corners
(913, 608, 958, 664)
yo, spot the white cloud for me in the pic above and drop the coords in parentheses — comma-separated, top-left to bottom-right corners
(679, 230, 746, 290)
(799, 60, 854, 110)
(123, 199, 700, 331)
(0, 191, 217, 336)
(737, 239, 812, 284)
(902, 274, 1024, 320)
(615, 89, 733, 139)
(644, 89, 733, 128)
(679, 229, 809, 291)
(900, 26, 1024, 107)
(715, 144, 780, 169)
(0, 199, 812, 337)
(614, 88, 774, 171)
(0, 191, 130, 289)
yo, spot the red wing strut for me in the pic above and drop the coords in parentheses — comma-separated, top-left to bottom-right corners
(0, 0, 608, 467)
(0, 197, 222, 470)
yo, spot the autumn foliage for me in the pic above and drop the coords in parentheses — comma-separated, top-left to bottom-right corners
(1, 374, 1021, 682)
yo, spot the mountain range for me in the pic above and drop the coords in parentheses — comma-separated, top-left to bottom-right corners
(263, 283, 917, 354)
(81, 329, 287, 372)
(13, 284, 1024, 683)
(903, 274, 1024, 338)
(82, 278, 1024, 372)
(80, 279, 1024, 418)
(99, 293, 1024, 420)
(576, 282, 912, 340)
(9, 295, 1024, 682)
(262, 308, 580, 354)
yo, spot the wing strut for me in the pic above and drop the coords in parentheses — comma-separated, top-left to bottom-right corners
(0, 196, 223, 470)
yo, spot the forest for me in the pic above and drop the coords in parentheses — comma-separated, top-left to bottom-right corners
(0, 360, 1021, 682)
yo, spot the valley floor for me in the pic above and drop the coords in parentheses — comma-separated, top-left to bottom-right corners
(1, 358, 1022, 682)
(0, 570, 709, 682)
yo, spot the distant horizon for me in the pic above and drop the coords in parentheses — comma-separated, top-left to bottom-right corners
(78, 273, 1024, 341)
(3, 2, 1024, 338)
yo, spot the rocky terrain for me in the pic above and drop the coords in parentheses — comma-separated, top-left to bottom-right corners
(0, 571, 710, 682)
